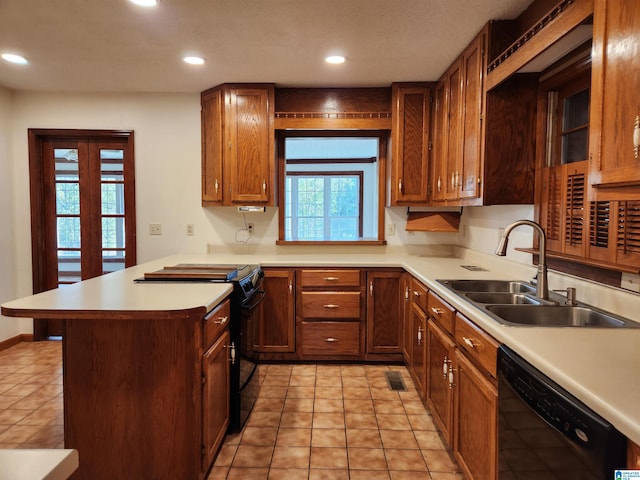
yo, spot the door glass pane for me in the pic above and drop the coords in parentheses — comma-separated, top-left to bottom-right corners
(102, 217, 125, 249)
(562, 128, 588, 164)
(58, 252, 81, 284)
(100, 149, 124, 181)
(54, 149, 79, 181)
(57, 217, 81, 248)
(101, 183, 124, 214)
(56, 183, 79, 215)
(103, 251, 125, 274)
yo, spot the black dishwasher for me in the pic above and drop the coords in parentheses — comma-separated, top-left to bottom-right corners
(498, 346, 627, 479)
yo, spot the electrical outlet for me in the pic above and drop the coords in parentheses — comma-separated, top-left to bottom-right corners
(149, 223, 162, 235)
(386, 223, 395, 236)
(186, 224, 194, 236)
(621, 272, 640, 293)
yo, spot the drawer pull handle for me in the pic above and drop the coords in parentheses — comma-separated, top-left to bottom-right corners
(325, 337, 338, 343)
(448, 368, 455, 389)
(462, 336, 476, 349)
(323, 304, 339, 309)
(230, 342, 236, 365)
(324, 276, 339, 281)
(431, 307, 444, 316)
(417, 326, 423, 346)
(442, 355, 449, 378)
(214, 315, 228, 325)
(413, 290, 421, 297)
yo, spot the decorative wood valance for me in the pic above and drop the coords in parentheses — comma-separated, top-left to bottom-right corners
(275, 87, 392, 129)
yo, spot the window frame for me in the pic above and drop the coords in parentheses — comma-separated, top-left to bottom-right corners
(276, 130, 388, 245)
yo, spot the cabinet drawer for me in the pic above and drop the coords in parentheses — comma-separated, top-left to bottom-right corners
(410, 277, 428, 312)
(300, 321, 360, 356)
(300, 269, 361, 288)
(203, 299, 231, 349)
(428, 292, 455, 334)
(455, 313, 498, 378)
(300, 291, 361, 318)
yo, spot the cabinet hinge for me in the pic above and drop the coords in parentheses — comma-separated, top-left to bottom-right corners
(427, 184, 432, 195)
(428, 140, 433, 151)
(202, 375, 206, 385)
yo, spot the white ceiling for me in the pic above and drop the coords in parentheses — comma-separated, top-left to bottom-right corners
(0, 0, 533, 94)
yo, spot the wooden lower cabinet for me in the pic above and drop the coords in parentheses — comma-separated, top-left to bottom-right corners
(366, 269, 403, 356)
(300, 321, 361, 356)
(253, 268, 295, 354)
(453, 350, 498, 480)
(409, 301, 427, 395)
(202, 329, 230, 471)
(426, 320, 455, 446)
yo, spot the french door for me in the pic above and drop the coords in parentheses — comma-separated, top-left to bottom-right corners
(28, 130, 136, 339)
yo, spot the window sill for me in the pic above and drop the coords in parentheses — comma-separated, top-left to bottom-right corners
(276, 240, 387, 246)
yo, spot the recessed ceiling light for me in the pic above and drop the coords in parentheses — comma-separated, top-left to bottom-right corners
(2, 53, 28, 64)
(183, 56, 205, 65)
(325, 55, 346, 65)
(129, 0, 157, 6)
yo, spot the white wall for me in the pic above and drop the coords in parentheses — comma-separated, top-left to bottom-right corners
(0, 86, 24, 340)
(3, 90, 536, 341)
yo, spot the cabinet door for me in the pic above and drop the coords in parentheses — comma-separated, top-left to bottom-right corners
(444, 61, 463, 201)
(366, 270, 402, 354)
(590, 0, 640, 187)
(390, 83, 431, 205)
(226, 86, 274, 204)
(410, 302, 427, 396)
(430, 80, 448, 202)
(202, 329, 230, 471)
(426, 321, 455, 447)
(401, 273, 412, 363)
(459, 32, 484, 200)
(255, 269, 295, 353)
(201, 87, 224, 203)
(453, 350, 498, 480)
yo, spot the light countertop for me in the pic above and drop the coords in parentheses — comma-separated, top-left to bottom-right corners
(2, 247, 639, 446)
(0, 449, 79, 480)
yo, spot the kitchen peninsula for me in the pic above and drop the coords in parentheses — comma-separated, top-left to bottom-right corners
(1, 256, 233, 480)
(3, 248, 640, 478)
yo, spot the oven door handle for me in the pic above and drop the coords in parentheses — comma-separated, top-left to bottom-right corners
(241, 289, 266, 311)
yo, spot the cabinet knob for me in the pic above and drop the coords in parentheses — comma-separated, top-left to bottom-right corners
(369, 281, 374, 295)
(289, 281, 293, 295)
(437, 176, 442, 193)
(214, 179, 219, 194)
(399, 180, 403, 193)
(413, 290, 421, 297)
(262, 180, 267, 192)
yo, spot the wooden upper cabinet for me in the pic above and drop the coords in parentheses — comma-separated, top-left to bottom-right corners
(444, 61, 463, 201)
(430, 81, 448, 202)
(589, 0, 640, 189)
(390, 83, 432, 205)
(201, 88, 224, 203)
(459, 33, 484, 200)
(201, 83, 275, 206)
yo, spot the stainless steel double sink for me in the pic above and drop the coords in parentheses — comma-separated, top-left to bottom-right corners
(437, 279, 640, 328)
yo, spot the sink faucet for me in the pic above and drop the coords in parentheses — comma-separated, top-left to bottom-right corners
(495, 219, 549, 300)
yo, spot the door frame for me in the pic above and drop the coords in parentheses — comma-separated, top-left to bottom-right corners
(28, 129, 136, 339)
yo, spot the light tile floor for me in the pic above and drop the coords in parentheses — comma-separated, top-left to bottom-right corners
(209, 363, 464, 480)
(0, 341, 464, 479)
(0, 341, 64, 448)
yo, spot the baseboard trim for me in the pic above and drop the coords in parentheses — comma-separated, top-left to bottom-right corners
(0, 333, 34, 352)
